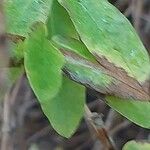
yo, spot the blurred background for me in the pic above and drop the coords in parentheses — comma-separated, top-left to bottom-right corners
(0, 0, 150, 150)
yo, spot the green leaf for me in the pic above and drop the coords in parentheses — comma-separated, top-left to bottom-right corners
(47, 0, 77, 39)
(9, 40, 24, 67)
(59, 0, 150, 83)
(5, 0, 52, 36)
(52, 35, 96, 62)
(52, 35, 148, 100)
(51, 34, 116, 95)
(106, 96, 150, 128)
(64, 56, 115, 93)
(41, 77, 85, 138)
(123, 141, 150, 150)
(24, 24, 64, 102)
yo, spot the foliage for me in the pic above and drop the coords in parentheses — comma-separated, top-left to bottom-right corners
(24, 24, 64, 102)
(41, 76, 85, 138)
(5, 0, 52, 36)
(2, 0, 150, 139)
(106, 96, 150, 128)
(123, 141, 150, 150)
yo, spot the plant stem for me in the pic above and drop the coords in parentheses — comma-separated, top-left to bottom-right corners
(84, 105, 116, 150)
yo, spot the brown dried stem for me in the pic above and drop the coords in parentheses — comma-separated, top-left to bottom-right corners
(84, 105, 116, 150)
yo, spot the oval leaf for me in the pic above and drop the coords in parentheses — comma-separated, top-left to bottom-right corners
(52, 35, 149, 100)
(24, 24, 64, 102)
(41, 77, 85, 138)
(123, 141, 150, 150)
(106, 96, 150, 128)
(59, 0, 150, 83)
